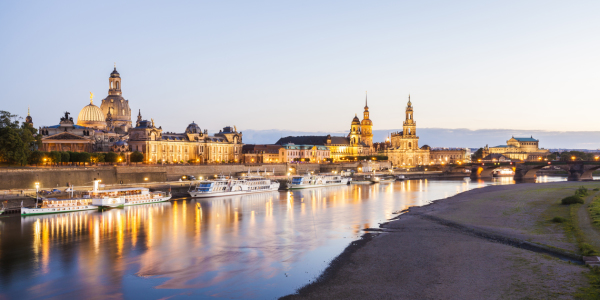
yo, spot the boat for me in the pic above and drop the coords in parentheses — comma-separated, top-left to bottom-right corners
(189, 176, 280, 198)
(395, 175, 406, 181)
(371, 175, 396, 183)
(91, 187, 171, 208)
(21, 197, 96, 216)
(287, 174, 350, 189)
(350, 175, 374, 184)
(493, 168, 515, 177)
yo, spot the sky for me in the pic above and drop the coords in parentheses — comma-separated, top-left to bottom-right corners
(1, 1, 599, 146)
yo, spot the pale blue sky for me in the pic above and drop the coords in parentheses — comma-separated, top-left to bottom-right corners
(1, 1, 599, 136)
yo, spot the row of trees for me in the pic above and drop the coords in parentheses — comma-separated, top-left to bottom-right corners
(29, 151, 145, 166)
(0, 111, 41, 165)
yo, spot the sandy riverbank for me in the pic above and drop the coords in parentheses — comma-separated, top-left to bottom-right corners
(282, 181, 600, 299)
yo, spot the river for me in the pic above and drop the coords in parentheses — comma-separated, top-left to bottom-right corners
(0, 176, 569, 299)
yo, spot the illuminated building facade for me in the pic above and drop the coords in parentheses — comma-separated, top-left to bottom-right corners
(128, 113, 243, 163)
(383, 96, 430, 167)
(484, 137, 549, 161)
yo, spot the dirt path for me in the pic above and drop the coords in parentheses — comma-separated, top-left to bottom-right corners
(577, 191, 600, 251)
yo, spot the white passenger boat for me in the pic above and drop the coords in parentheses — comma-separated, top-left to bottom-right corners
(189, 176, 280, 198)
(91, 187, 171, 208)
(21, 198, 97, 216)
(287, 174, 350, 189)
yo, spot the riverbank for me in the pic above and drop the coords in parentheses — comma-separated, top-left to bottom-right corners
(282, 181, 600, 299)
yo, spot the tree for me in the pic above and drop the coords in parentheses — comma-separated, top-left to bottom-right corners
(471, 148, 484, 162)
(69, 152, 79, 165)
(91, 153, 105, 165)
(28, 150, 45, 165)
(50, 151, 61, 166)
(78, 152, 91, 165)
(0, 111, 28, 165)
(105, 152, 118, 163)
(61, 152, 70, 165)
(131, 151, 144, 165)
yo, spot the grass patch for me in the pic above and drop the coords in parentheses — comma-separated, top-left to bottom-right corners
(563, 195, 584, 205)
(589, 196, 600, 230)
(576, 266, 600, 299)
(576, 186, 590, 198)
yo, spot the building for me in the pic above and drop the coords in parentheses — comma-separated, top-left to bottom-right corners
(482, 153, 511, 163)
(242, 144, 283, 163)
(428, 147, 471, 165)
(39, 112, 94, 152)
(275, 134, 361, 162)
(484, 137, 550, 161)
(127, 113, 243, 163)
(383, 96, 430, 167)
(100, 66, 132, 133)
(279, 144, 330, 163)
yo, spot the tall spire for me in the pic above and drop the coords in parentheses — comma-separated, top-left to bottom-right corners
(365, 91, 368, 109)
(408, 94, 412, 106)
(27, 106, 30, 116)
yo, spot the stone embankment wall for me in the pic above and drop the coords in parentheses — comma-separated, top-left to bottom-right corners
(0, 162, 393, 190)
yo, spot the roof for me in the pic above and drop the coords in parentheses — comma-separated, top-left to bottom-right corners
(513, 137, 538, 142)
(242, 144, 282, 153)
(45, 124, 90, 129)
(483, 154, 510, 160)
(43, 132, 91, 141)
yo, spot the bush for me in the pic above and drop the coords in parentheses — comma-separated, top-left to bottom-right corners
(551, 216, 567, 223)
(562, 195, 584, 205)
(593, 188, 600, 191)
(575, 186, 589, 198)
(580, 243, 599, 256)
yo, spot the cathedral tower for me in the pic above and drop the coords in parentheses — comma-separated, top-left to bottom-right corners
(100, 65, 132, 133)
(360, 92, 373, 147)
(401, 95, 418, 150)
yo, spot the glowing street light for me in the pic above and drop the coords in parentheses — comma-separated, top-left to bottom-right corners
(35, 182, 40, 207)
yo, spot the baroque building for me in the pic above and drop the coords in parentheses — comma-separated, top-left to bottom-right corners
(127, 112, 243, 163)
(483, 137, 549, 161)
(100, 66, 132, 133)
(383, 96, 430, 167)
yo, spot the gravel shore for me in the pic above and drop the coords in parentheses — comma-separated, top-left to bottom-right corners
(282, 181, 599, 300)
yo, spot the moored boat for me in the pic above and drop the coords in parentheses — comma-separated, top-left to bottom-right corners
(189, 176, 279, 198)
(287, 174, 350, 189)
(371, 175, 396, 183)
(21, 198, 96, 216)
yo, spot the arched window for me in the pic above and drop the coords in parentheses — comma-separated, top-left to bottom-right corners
(408, 142, 412, 149)
(116, 81, 119, 89)
(111, 81, 113, 89)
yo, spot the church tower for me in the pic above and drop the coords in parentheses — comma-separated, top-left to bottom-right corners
(401, 95, 418, 150)
(348, 114, 362, 145)
(100, 65, 132, 133)
(360, 92, 373, 147)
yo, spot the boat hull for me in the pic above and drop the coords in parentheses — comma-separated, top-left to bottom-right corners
(189, 189, 278, 198)
(287, 182, 349, 190)
(21, 205, 97, 216)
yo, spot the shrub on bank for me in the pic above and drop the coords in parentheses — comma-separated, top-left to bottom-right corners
(575, 186, 589, 198)
(551, 216, 567, 223)
(593, 188, 600, 191)
(562, 195, 584, 205)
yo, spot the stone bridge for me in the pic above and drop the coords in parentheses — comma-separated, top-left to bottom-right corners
(464, 161, 600, 181)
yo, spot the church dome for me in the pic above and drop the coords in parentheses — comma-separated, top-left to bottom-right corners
(185, 122, 201, 134)
(110, 67, 120, 78)
(351, 114, 361, 125)
(77, 99, 107, 129)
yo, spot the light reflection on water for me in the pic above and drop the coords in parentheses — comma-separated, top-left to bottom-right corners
(0, 176, 569, 299)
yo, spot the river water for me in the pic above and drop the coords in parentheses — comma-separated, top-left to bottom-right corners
(0, 176, 567, 299)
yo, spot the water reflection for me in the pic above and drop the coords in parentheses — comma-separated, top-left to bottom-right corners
(0, 177, 569, 299)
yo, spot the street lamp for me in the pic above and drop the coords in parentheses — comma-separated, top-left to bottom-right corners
(35, 182, 39, 207)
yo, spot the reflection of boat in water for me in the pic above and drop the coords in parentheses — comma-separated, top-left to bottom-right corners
(287, 174, 350, 189)
(189, 176, 279, 198)
(493, 168, 515, 177)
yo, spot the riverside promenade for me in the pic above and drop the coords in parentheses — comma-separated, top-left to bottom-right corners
(282, 182, 600, 299)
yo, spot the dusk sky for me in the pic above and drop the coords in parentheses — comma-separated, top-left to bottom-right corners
(1, 1, 599, 137)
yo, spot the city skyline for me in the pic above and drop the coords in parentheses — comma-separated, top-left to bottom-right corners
(1, 1, 599, 134)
